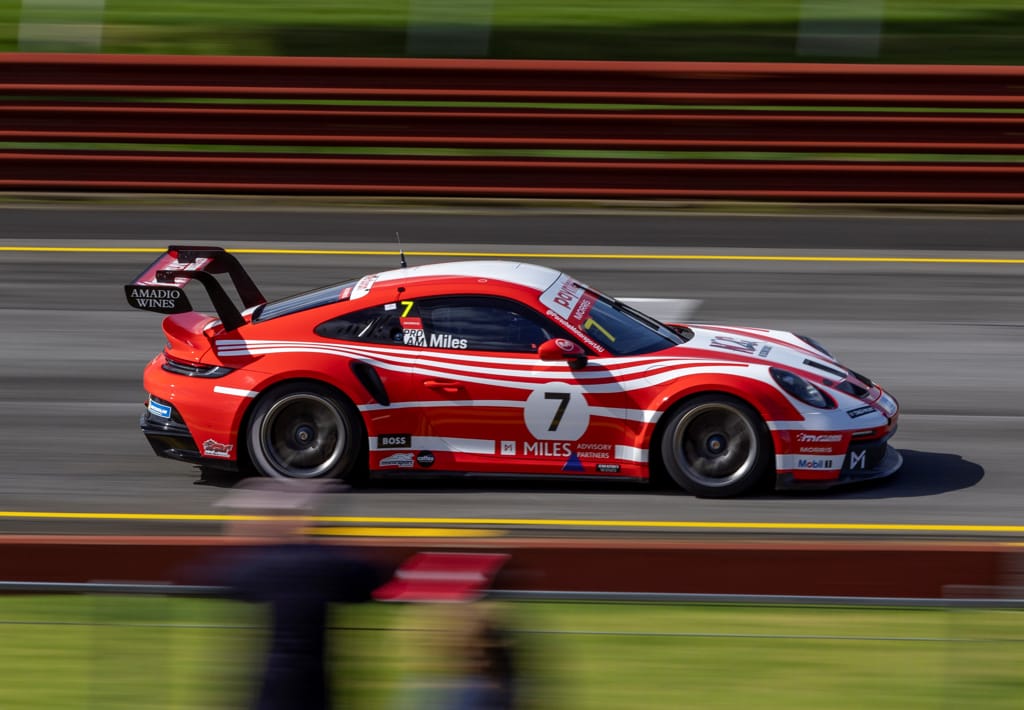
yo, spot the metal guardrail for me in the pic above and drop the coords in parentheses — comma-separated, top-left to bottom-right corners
(1, 53, 1023, 201)
(4, 581, 1024, 608)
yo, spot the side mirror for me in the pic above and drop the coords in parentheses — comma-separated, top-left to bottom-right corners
(537, 338, 587, 369)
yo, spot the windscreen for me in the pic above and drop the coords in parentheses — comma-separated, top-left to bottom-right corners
(539, 274, 683, 356)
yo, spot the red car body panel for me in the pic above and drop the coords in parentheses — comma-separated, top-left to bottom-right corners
(129, 247, 901, 493)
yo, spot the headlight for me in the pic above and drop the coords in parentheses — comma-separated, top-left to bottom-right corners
(770, 367, 835, 409)
(796, 334, 834, 359)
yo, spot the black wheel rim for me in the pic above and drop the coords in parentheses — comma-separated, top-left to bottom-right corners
(667, 402, 758, 488)
(257, 393, 346, 479)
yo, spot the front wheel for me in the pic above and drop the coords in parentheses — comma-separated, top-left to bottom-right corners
(246, 383, 364, 481)
(659, 394, 772, 498)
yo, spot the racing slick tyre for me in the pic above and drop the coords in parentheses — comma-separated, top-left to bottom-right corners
(246, 382, 366, 482)
(659, 394, 772, 498)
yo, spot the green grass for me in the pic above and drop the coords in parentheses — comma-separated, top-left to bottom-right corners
(1, 0, 1024, 63)
(1, 595, 1023, 709)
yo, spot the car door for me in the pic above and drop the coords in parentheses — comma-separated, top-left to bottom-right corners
(314, 301, 426, 470)
(408, 295, 626, 475)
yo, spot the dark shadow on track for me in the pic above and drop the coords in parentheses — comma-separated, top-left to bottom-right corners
(194, 467, 657, 495)
(343, 475, 655, 496)
(193, 467, 247, 488)
(195, 450, 982, 500)
(780, 450, 984, 500)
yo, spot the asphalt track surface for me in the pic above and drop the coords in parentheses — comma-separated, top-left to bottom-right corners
(2, 201, 1023, 539)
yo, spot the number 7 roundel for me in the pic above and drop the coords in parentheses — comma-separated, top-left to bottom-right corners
(524, 383, 590, 441)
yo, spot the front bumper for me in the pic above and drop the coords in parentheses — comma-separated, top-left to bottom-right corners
(776, 433, 902, 491)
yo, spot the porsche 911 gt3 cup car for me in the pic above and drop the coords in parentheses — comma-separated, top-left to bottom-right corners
(125, 246, 900, 498)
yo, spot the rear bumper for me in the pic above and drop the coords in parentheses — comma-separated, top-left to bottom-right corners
(140, 410, 200, 462)
(140, 409, 238, 472)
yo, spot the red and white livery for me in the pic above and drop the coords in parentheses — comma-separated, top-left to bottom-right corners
(126, 246, 900, 497)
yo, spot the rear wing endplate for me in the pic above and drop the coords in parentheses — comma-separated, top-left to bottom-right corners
(124, 246, 266, 331)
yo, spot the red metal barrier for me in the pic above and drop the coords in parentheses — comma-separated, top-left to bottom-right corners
(0, 535, 1017, 599)
(2, 107, 1022, 153)
(1, 53, 1023, 201)
(2, 153, 1021, 201)
(5, 54, 1024, 106)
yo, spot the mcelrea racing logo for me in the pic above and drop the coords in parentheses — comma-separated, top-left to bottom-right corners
(796, 433, 843, 443)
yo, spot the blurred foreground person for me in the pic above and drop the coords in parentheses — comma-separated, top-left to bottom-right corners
(449, 602, 519, 710)
(217, 480, 384, 710)
(387, 602, 519, 710)
(375, 552, 518, 709)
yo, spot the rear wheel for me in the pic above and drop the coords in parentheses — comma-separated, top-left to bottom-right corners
(246, 383, 365, 482)
(659, 394, 772, 498)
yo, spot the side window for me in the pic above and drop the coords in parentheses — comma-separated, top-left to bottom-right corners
(417, 296, 558, 353)
(315, 303, 406, 344)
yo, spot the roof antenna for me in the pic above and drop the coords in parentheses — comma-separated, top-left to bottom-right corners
(396, 231, 408, 268)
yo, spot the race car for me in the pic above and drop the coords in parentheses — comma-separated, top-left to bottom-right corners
(125, 246, 901, 497)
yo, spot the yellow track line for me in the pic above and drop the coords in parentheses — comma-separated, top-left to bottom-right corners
(1, 245, 1023, 264)
(308, 526, 504, 538)
(2, 511, 1024, 534)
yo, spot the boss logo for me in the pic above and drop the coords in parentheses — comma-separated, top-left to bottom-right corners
(377, 434, 411, 448)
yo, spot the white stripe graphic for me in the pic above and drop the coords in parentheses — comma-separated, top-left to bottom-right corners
(376, 432, 495, 454)
(218, 339, 712, 381)
(218, 338, 704, 377)
(357, 398, 640, 424)
(213, 386, 259, 398)
(373, 436, 648, 463)
(615, 445, 649, 463)
(219, 342, 760, 396)
(373, 436, 495, 455)
(767, 421, 814, 431)
(360, 399, 519, 413)
(626, 409, 663, 424)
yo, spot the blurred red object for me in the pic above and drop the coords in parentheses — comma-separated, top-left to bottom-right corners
(374, 552, 508, 602)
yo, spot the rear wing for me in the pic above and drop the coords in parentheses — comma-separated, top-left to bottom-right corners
(124, 246, 265, 331)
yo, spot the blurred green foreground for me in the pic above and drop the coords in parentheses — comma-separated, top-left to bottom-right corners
(1, 595, 1022, 709)
(2, 0, 1024, 63)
